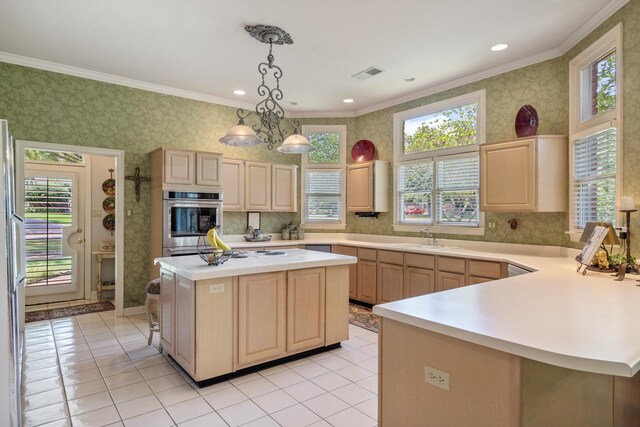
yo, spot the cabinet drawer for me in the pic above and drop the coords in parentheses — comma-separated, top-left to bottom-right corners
(358, 248, 377, 262)
(468, 276, 493, 285)
(437, 256, 466, 274)
(332, 245, 357, 257)
(378, 250, 403, 265)
(405, 253, 435, 269)
(469, 260, 503, 279)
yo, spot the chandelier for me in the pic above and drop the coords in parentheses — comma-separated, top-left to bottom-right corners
(219, 25, 315, 154)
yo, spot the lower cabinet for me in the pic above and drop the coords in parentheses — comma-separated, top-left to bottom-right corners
(174, 276, 195, 375)
(436, 271, 466, 292)
(287, 268, 325, 353)
(238, 272, 286, 367)
(404, 267, 435, 298)
(357, 260, 377, 303)
(377, 263, 404, 303)
(332, 245, 358, 299)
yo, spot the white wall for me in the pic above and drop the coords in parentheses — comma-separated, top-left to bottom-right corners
(90, 155, 116, 296)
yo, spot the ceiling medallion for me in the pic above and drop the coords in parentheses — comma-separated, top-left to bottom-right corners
(218, 25, 314, 154)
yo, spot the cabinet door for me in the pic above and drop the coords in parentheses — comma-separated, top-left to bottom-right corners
(159, 269, 175, 354)
(468, 276, 492, 285)
(272, 164, 298, 212)
(480, 138, 536, 211)
(404, 267, 435, 298)
(222, 159, 245, 211)
(333, 245, 357, 299)
(287, 268, 325, 353)
(164, 149, 195, 185)
(245, 162, 272, 211)
(357, 260, 377, 303)
(347, 163, 374, 212)
(196, 152, 222, 186)
(377, 262, 404, 303)
(174, 276, 195, 375)
(436, 271, 466, 292)
(238, 272, 286, 366)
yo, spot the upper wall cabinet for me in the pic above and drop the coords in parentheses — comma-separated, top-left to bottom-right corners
(347, 160, 389, 213)
(223, 160, 297, 212)
(480, 135, 568, 212)
(150, 148, 222, 190)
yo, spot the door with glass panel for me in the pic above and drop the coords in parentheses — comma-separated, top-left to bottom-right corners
(24, 164, 85, 304)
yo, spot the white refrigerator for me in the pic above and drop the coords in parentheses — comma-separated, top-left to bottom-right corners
(0, 119, 26, 427)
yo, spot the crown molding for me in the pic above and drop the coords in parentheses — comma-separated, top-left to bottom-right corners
(0, 0, 629, 119)
(557, 0, 629, 54)
(0, 51, 255, 111)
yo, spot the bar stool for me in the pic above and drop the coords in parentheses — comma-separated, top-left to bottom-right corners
(145, 278, 162, 353)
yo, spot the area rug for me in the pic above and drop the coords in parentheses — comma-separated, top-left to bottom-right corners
(25, 301, 115, 323)
(349, 303, 379, 333)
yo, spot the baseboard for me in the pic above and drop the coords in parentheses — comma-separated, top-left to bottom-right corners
(123, 306, 146, 316)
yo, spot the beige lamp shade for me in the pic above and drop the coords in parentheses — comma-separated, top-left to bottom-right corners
(277, 133, 315, 153)
(219, 124, 262, 146)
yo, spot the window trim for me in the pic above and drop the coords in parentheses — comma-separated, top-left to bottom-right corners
(301, 125, 347, 230)
(392, 90, 486, 235)
(568, 23, 623, 241)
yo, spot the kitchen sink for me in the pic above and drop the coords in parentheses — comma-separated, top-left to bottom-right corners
(388, 243, 458, 251)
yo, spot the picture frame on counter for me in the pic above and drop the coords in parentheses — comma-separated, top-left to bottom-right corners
(247, 212, 261, 230)
(576, 225, 609, 274)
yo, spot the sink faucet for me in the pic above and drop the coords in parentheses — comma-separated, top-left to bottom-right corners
(420, 227, 431, 246)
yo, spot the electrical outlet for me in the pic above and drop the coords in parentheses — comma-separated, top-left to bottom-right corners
(488, 222, 496, 229)
(209, 284, 224, 294)
(425, 365, 450, 391)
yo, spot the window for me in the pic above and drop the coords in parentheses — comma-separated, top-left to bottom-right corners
(301, 125, 347, 229)
(393, 90, 485, 234)
(24, 149, 84, 164)
(569, 24, 622, 237)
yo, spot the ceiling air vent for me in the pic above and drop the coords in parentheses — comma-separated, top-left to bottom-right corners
(352, 66, 385, 81)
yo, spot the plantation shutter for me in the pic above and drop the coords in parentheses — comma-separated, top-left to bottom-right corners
(436, 155, 479, 225)
(571, 128, 617, 230)
(304, 170, 342, 223)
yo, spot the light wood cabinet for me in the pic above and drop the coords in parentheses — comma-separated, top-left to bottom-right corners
(245, 162, 272, 211)
(159, 269, 175, 354)
(357, 260, 377, 303)
(404, 267, 435, 298)
(222, 159, 245, 211)
(347, 160, 389, 212)
(480, 135, 567, 212)
(287, 268, 325, 353)
(237, 272, 286, 367)
(152, 148, 222, 189)
(378, 262, 404, 303)
(174, 276, 195, 375)
(436, 271, 466, 292)
(272, 164, 298, 212)
(332, 245, 358, 299)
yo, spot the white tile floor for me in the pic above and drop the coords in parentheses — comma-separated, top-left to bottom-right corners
(21, 311, 379, 427)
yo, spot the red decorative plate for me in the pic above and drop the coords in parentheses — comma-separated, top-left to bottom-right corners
(515, 105, 539, 138)
(351, 140, 376, 162)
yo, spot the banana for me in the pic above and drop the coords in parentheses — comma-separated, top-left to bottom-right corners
(215, 230, 232, 252)
(207, 228, 219, 249)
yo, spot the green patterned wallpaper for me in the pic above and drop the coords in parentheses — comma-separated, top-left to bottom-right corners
(0, 0, 638, 306)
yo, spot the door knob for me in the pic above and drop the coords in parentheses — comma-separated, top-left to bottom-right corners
(74, 238, 84, 243)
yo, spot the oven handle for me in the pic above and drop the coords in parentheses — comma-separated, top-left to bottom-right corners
(166, 201, 222, 208)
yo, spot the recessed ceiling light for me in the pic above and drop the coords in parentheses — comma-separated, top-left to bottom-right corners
(288, 101, 298, 106)
(491, 43, 508, 52)
(343, 99, 354, 103)
(404, 77, 415, 82)
(233, 89, 246, 95)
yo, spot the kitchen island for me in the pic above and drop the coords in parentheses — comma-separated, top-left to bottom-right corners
(154, 249, 356, 385)
(373, 255, 640, 427)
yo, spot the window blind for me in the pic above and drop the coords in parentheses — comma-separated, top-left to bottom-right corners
(571, 128, 617, 230)
(436, 155, 479, 225)
(304, 170, 342, 223)
(397, 161, 433, 223)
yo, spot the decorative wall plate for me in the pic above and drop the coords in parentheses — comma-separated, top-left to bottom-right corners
(102, 168, 116, 195)
(102, 196, 115, 213)
(351, 140, 376, 162)
(103, 214, 115, 231)
(515, 104, 539, 138)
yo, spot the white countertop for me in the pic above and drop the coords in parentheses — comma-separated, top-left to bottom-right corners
(161, 233, 640, 377)
(155, 248, 357, 281)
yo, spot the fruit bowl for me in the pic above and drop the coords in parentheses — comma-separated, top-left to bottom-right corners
(197, 235, 233, 266)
